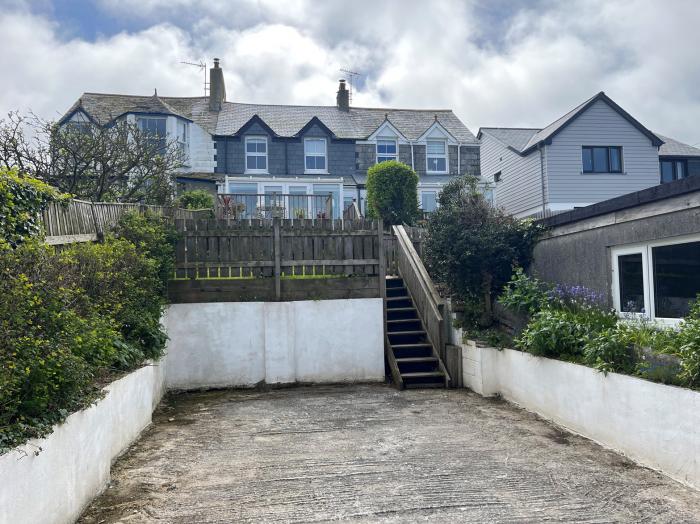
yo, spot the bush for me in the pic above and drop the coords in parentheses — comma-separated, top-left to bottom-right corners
(113, 211, 178, 296)
(366, 160, 419, 225)
(177, 189, 214, 210)
(670, 296, 700, 388)
(516, 308, 616, 360)
(499, 268, 550, 315)
(425, 176, 542, 326)
(0, 203, 175, 451)
(0, 167, 66, 248)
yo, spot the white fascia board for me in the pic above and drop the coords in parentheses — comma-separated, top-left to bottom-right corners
(366, 120, 409, 144)
(415, 121, 458, 145)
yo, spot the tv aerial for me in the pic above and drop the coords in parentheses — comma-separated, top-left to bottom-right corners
(181, 60, 209, 96)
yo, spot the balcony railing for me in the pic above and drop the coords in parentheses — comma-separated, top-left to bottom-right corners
(217, 193, 334, 220)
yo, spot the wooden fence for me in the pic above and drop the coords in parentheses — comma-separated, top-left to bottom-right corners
(42, 200, 210, 245)
(169, 218, 386, 303)
(384, 225, 427, 275)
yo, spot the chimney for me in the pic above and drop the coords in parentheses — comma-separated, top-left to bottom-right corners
(209, 58, 226, 112)
(336, 79, 349, 111)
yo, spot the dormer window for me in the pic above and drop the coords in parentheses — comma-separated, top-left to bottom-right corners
(377, 139, 397, 163)
(138, 117, 166, 151)
(426, 139, 448, 173)
(245, 136, 268, 173)
(304, 138, 327, 173)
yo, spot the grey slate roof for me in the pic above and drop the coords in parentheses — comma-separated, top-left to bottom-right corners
(61, 93, 477, 143)
(479, 92, 664, 156)
(478, 128, 539, 151)
(657, 134, 700, 157)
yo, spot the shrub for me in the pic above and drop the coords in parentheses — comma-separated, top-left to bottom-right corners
(671, 296, 700, 388)
(365, 160, 419, 225)
(516, 307, 616, 360)
(177, 189, 214, 210)
(499, 268, 550, 315)
(582, 325, 636, 373)
(425, 176, 542, 326)
(113, 211, 178, 296)
(0, 167, 66, 248)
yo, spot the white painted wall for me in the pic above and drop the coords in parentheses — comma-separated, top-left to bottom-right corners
(462, 342, 700, 490)
(164, 298, 385, 389)
(0, 362, 166, 524)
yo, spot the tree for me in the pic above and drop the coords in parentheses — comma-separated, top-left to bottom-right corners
(176, 189, 214, 210)
(424, 175, 542, 326)
(0, 112, 186, 204)
(365, 160, 419, 225)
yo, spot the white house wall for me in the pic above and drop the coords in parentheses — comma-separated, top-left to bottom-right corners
(546, 99, 659, 204)
(480, 132, 544, 216)
(186, 121, 216, 173)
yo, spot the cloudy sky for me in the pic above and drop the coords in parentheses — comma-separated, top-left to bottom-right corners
(2, 0, 700, 144)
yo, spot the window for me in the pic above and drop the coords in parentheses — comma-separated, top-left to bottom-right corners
(138, 117, 166, 151)
(376, 139, 397, 163)
(582, 146, 623, 173)
(493, 171, 502, 183)
(421, 191, 437, 213)
(305, 138, 327, 172)
(313, 183, 339, 218)
(612, 236, 700, 323)
(660, 159, 687, 183)
(177, 120, 189, 157)
(426, 139, 447, 173)
(245, 137, 268, 172)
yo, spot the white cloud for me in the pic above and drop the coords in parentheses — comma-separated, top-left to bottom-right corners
(1, 0, 700, 144)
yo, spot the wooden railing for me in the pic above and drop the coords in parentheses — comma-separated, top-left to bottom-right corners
(41, 200, 210, 245)
(343, 199, 362, 220)
(384, 225, 426, 275)
(393, 225, 449, 378)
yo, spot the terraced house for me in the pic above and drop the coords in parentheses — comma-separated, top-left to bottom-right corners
(60, 59, 479, 218)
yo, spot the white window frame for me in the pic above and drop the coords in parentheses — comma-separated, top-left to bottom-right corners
(304, 138, 328, 174)
(611, 233, 700, 326)
(245, 136, 269, 174)
(426, 139, 448, 174)
(376, 139, 398, 163)
(420, 190, 438, 213)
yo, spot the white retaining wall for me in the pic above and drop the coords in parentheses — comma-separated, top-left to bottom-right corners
(462, 341, 700, 490)
(164, 298, 385, 389)
(0, 362, 166, 524)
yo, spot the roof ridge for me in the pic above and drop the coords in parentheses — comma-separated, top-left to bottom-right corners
(480, 127, 541, 131)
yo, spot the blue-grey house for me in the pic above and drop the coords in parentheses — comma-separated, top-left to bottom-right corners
(478, 92, 700, 218)
(60, 59, 479, 217)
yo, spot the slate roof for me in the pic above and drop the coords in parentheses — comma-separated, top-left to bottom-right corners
(657, 134, 700, 157)
(60, 93, 478, 143)
(478, 92, 664, 156)
(477, 128, 539, 152)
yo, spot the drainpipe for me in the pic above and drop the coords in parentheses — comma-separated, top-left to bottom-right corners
(410, 141, 415, 170)
(457, 142, 461, 175)
(538, 143, 547, 216)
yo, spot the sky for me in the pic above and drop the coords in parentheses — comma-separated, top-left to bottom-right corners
(2, 0, 700, 145)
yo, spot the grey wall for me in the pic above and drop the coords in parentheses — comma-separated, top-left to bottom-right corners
(480, 132, 544, 216)
(546, 99, 660, 204)
(531, 206, 700, 305)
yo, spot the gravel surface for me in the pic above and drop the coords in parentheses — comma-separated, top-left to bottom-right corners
(79, 384, 700, 523)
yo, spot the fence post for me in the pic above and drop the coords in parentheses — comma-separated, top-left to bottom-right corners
(377, 219, 386, 335)
(273, 218, 282, 301)
(89, 202, 104, 242)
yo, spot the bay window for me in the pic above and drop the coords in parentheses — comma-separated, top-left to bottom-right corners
(138, 117, 166, 151)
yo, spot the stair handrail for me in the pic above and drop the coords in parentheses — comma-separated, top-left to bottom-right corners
(392, 225, 448, 376)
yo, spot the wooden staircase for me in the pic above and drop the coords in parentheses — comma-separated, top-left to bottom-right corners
(385, 276, 449, 389)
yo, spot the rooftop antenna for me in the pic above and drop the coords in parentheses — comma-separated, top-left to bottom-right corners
(181, 60, 209, 96)
(339, 68, 361, 105)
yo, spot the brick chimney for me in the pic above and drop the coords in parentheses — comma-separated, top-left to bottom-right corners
(209, 58, 226, 112)
(336, 79, 349, 111)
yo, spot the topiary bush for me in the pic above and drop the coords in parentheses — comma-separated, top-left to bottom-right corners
(365, 160, 419, 225)
(0, 167, 67, 248)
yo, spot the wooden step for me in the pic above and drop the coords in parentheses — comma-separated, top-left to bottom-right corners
(386, 296, 410, 302)
(387, 318, 421, 324)
(405, 382, 445, 389)
(396, 357, 438, 364)
(390, 343, 432, 349)
(400, 371, 445, 379)
(388, 330, 426, 336)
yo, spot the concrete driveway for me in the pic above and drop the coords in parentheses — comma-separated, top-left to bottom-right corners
(79, 385, 700, 523)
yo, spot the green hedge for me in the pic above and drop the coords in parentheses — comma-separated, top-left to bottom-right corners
(365, 161, 419, 225)
(0, 209, 176, 452)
